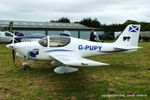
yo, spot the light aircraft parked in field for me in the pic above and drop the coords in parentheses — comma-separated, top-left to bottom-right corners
(7, 24, 142, 74)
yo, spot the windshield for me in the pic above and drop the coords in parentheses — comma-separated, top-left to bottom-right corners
(31, 33, 45, 37)
(5, 32, 13, 37)
(49, 36, 70, 47)
(38, 37, 47, 47)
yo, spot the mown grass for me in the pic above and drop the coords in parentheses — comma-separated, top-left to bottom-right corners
(0, 42, 150, 100)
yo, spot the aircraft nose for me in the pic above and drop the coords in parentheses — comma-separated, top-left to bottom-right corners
(6, 44, 15, 49)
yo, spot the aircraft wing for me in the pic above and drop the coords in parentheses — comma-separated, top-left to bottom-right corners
(49, 53, 109, 66)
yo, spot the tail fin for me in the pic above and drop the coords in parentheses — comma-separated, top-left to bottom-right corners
(114, 24, 141, 48)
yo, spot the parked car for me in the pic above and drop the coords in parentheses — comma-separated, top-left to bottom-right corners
(114, 31, 150, 42)
(0, 31, 16, 43)
(99, 32, 114, 40)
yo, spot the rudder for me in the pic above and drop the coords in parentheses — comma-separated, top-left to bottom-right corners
(114, 24, 141, 47)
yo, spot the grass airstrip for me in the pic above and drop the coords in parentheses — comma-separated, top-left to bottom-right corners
(0, 42, 150, 100)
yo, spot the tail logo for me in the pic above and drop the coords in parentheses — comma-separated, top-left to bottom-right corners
(123, 36, 130, 41)
(129, 25, 139, 32)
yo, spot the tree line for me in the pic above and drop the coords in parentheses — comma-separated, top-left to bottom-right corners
(50, 17, 150, 32)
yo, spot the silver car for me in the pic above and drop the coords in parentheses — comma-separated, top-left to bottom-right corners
(0, 31, 15, 43)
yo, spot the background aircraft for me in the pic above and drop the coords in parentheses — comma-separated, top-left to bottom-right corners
(7, 24, 141, 74)
(14, 33, 46, 42)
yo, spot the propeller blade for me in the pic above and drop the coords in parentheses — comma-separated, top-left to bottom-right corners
(12, 49, 15, 63)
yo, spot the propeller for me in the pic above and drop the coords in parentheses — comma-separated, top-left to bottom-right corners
(6, 39, 16, 63)
(9, 21, 16, 63)
(6, 35, 16, 63)
(12, 34, 15, 63)
(12, 48, 15, 63)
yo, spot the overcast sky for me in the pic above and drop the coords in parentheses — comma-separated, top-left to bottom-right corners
(0, 0, 150, 24)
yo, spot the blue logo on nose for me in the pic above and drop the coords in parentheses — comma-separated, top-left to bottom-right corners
(28, 49, 39, 57)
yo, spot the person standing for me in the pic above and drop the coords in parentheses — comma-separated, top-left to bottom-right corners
(90, 30, 97, 42)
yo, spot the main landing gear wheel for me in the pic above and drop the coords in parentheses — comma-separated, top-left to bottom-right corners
(23, 65, 31, 70)
(54, 66, 78, 74)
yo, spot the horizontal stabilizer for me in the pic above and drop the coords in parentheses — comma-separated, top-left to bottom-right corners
(114, 46, 142, 50)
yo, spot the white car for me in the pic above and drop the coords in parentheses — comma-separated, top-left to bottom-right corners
(0, 31, 15, 43)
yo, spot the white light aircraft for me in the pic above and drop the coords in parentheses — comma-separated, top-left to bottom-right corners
(7, 24, 142, 74)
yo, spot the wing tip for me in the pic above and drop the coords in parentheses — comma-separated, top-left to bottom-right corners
(103, 63, 110, 66)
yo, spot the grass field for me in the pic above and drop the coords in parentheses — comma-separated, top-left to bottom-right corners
(0, 42, 150, 100)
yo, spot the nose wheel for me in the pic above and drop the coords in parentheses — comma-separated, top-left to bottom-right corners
(22, 60, 34, 71)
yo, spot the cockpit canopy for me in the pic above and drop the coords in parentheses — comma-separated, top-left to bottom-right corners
(38, 36, 70, 47)
(38, 37, 47, 47)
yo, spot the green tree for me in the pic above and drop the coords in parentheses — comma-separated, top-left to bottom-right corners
(50, 17, 70, 23)
(58, 17, 70, 23)
(80, 18, 101, 28)
(91, 18, 101, 28)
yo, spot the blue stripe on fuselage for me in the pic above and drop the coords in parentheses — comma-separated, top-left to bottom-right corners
(45, 49, 73, 52)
